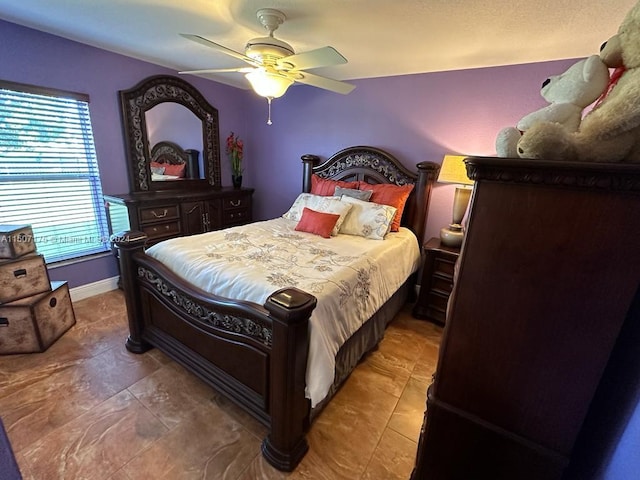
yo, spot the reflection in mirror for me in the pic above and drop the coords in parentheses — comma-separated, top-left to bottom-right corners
(145, 103, 204, 181)
(119, 75, 221, 192)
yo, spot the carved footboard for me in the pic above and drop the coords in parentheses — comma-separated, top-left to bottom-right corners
(113, 231, 317, 471)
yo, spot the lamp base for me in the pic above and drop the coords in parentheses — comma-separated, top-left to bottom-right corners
(440, 224, 464, 248)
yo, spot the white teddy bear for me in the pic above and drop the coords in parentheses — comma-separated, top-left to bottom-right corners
(516, 0, 640, 163)
(495, 55, 610, 158)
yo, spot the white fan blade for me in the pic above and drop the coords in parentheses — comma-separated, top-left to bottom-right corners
(180, 33, 261, 67)
(179, 67, 255, 75)
(294, 71, 355, 95)
(277, 46, 347, 71)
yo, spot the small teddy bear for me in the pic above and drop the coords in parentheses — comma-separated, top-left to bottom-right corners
(495, 55, 610, 158)
(516, 0, 640, 163)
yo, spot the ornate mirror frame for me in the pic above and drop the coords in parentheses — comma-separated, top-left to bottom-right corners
(119, 75, 221, 191)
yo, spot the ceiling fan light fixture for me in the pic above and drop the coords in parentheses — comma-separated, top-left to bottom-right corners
(245, 70, 293, 99)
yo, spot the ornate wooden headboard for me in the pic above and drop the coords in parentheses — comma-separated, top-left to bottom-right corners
(301, 146, 440, 243)
(150, 141, 200, 179)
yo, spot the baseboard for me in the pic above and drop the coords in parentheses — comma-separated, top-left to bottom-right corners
(69, 276, 119, 302)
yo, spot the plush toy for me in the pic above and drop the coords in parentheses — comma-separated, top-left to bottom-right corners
(516, 0, 640, 163)
(495, 55, 610, 157)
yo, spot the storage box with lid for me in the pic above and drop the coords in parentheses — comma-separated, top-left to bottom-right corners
(0, 281, 76, 354)
(0, 225, 36, 259)
(0, 254, 51, 304)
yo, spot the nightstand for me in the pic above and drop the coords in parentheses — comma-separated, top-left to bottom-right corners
(412, 237, 460, 324)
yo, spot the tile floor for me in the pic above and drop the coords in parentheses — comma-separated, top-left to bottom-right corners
(0, 289, 442, 479)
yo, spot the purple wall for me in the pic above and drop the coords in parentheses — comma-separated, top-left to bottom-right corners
(244, 60, 578, 243)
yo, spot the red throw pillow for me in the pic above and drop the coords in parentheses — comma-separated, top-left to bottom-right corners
(150, 161, 185, 178)
(360, 182, 414, 232)
(311, 174, 359, 196)
(295, 207, 341, 238)
(162, 162, 186, 177)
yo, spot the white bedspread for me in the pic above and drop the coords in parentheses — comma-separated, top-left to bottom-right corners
(145, 217, 420, 407)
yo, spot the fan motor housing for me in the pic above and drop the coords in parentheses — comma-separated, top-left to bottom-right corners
(245, 36, 294, 64)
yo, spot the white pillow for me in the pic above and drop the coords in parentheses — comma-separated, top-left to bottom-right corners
(283, 193, 339, 221)
(283, 193, 352, 236)
(339, 195, 397, 240)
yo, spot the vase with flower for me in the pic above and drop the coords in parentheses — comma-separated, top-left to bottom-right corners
(226, 131, 244, 188)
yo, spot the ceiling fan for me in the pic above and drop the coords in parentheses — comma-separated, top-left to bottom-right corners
(179, 8, 355, 124)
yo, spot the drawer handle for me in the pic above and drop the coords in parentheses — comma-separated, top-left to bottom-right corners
(13, 268, 27, 278)
(152, 209, 168, 218)
(0, 317, 8, 327)
(230, 199, 241, 207)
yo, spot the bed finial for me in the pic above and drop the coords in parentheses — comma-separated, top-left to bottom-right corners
(301, 154, 320, 192)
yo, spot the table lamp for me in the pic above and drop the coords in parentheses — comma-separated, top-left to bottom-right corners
(437, 155, 474, 247)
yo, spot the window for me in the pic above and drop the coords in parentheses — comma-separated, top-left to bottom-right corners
(0, 80, 110, 263)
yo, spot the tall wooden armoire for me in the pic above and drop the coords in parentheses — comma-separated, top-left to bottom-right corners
(412, 157, 640, 480)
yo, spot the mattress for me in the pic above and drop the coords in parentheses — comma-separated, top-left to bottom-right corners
(145, 217, 420, 406)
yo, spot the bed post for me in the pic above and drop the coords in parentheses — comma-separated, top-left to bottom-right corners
(261, 287, 317, 471)
(301, 154, 320, 193)
(112, 231, 151, 354)
(411, 161, 440, 244)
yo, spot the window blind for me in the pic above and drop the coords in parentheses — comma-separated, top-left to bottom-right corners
(0, 81, 110, 263)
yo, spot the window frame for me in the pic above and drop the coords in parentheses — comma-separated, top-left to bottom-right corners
(0, 79, 110, 264)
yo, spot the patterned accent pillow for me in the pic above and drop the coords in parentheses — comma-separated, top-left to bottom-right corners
(283, 193, 352, 236)
(339, 195, 397, 240)
(150, 161, 185, 178)
(150, 165, 165, 175)
(295, 208, 341, 238)
(334, 186, 373, 201)
(311, 174, 359, 196)
(358, 182, 414, 232)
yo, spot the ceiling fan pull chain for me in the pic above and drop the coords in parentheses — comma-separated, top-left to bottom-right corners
(266, 97, 273, 125)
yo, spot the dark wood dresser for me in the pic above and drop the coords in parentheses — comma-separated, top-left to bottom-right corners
(411, 157, 640, 480)
(105, 187, 253, 245)
(413, 237, 460, 324)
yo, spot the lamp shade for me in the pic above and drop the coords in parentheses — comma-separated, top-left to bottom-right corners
(245, 71, 293, 99)
(437, 155, 473, 186)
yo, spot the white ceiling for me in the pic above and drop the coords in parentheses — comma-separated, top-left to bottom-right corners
(0, 0, 635, 89)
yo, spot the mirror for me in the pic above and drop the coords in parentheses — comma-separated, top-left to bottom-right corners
(146, 103, 204, 181)
(119, 75, 221, 191)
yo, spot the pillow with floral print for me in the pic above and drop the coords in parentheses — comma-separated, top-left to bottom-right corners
(358, 182, 414, 232)
(283, 193, 338, 221)
(283, 193, 352, 236)
(339, 195, 397, 240)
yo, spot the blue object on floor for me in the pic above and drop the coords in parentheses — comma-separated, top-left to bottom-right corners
(0, 417, 22, 480)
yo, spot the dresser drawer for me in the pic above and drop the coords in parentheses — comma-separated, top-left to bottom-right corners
(141, 221, 181, 240)
(222, 209, 250, 226)
(413, 237, 460, 324)
(427, 290, 450, 312)
(138, 205, 180, 224)
(434, 257, 456, 277)
(222, 196, 249, 211)
(431, 275, 454, 295)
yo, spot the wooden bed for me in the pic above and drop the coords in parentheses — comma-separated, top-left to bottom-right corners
(113, 145, 439, 471)
(149, 141, 200, 179)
